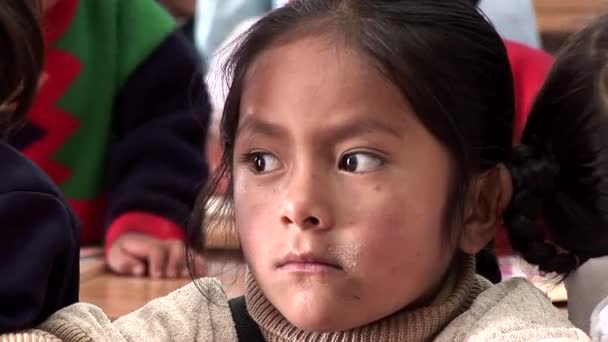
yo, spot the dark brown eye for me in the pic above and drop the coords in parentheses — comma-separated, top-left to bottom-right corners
(248, 152, 281, 174)
(338, 152, 383, 173)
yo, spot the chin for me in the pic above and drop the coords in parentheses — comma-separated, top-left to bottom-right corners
(281, 303, 356, 333)
(287, 315, 344, 332)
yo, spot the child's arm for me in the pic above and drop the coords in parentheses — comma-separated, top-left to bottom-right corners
(31, 279, 237, 342)
(0, 147, 79, 333)
(104, 30, 210, 278)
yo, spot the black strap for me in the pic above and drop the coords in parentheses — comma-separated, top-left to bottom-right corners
(228, 296, 265, 342)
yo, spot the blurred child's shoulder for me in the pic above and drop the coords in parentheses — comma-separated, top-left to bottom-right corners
(0, 143, 62, 197)
(36, 277, 237, 342)
(437, 277, 589, 341)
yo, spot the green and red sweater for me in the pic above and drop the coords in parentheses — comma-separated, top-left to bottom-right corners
(10, 0, 209, 248)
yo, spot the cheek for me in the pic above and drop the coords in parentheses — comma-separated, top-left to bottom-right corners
(360, 204, 447, 269)
(233, 172, 278, 261)
(347, 167, 454, 282)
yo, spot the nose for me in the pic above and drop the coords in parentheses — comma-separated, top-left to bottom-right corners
(279, 168, 334, 231)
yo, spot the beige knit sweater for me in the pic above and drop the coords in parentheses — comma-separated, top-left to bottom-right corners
(0, 260, 590, 342)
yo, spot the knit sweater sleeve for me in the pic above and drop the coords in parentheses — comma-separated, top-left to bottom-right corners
(437, 278, 590, 341)
(105, 29, 210, 244)
(35, 278, 237, 342)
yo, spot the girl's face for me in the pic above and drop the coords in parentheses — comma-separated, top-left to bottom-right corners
(233, 35, 460, 331)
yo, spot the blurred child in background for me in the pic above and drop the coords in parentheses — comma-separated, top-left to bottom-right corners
(10, 0, 210, 279)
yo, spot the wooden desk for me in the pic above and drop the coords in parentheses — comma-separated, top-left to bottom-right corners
(534, 0, 608, 52)
(78, 202, 242, 319)
(80, 251, 245, 319)
(535, 0, 606, 34)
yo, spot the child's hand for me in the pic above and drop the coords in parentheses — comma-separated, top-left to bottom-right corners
(106, 233, 206, 279)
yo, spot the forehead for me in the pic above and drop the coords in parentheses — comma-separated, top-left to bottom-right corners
(238, 35, 414, 131)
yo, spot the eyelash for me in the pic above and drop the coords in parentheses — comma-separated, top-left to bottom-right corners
(339, 150, 385, 172)
(238, 152, 256, 164)
(238, 151, 278, 174)
(239, 152, 262, 170)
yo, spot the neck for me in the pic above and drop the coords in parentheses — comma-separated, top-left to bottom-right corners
(245, 256, 489, 342)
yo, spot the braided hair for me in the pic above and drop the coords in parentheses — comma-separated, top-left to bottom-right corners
(505, 16, 608, 274)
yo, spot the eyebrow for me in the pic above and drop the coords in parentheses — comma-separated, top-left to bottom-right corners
(236, 115, 404, 143)
(328, 119, 404, 143)
(237, 116, 289, 140)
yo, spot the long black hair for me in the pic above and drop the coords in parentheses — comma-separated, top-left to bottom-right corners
(187, 0, 514, 282)
(505, 16, 608, 274)
(0, 0, 44, 136)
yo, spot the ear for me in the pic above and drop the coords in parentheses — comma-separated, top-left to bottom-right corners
(459, 164, 513, 254)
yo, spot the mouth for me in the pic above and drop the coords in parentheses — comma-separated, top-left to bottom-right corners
(277, 252, 343, 273)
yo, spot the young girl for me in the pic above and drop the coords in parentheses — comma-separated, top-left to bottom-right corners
(9, 0, 604, 340)
(205, 0, 553, 281)
(0, 0, 80, 333)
